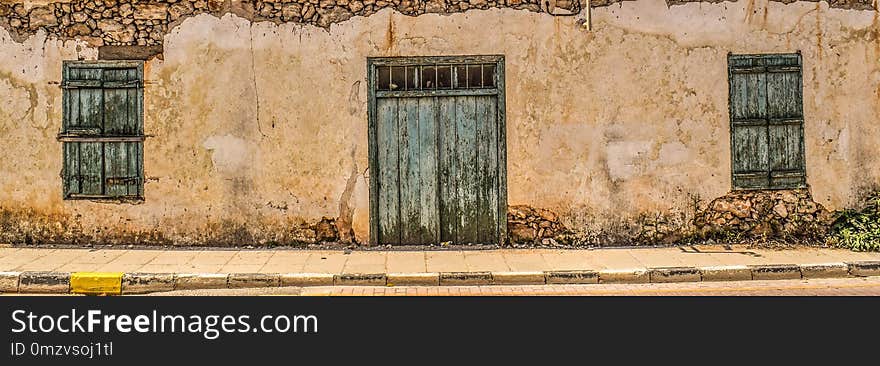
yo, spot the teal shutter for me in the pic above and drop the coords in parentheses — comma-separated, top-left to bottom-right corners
(765, 54, 806, 189)
(61, 61, 144, 199)
(728, 53, 805, 190)
(63, 67, 103, 135)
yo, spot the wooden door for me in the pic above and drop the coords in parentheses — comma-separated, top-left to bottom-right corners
(368, 56, 507, 245)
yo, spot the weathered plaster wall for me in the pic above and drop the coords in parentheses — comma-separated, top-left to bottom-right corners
(2, 0, 880, 245)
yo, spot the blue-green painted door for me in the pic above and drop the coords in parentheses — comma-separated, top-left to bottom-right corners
(369, 56, 506, 245)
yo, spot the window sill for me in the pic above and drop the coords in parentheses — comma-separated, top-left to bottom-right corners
(65, 194, 144, 203)
(732, 186, 807, 191)
(57, 134, 146, 142)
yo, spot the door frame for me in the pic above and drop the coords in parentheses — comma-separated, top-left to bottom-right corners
(366, 55, 508, 245)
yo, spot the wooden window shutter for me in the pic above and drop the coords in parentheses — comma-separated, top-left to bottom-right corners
(765, 54, 806, 189)
(729, 55, 770, 189)
(62, 67, 104, 136)
(101, 67, 142, 135)
(728, 53, 806, 190)
(61, 61, 144, 200)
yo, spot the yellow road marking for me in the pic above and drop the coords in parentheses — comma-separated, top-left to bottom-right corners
(70, 272, 123, 295)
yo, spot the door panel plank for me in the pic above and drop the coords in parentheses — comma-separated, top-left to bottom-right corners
(398, 97, 422, 244)
(476, 96, 499, 244)
(455, 96, 479, 244)
(418, 97, 440, 244)
(377, 98, 401, 245)
(438, 97, 459, 243)
(67, 89, 81, 129)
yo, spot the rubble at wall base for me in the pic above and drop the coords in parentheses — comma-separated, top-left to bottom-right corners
(692, 189, 833, 243)
(506, 189, 835, 247)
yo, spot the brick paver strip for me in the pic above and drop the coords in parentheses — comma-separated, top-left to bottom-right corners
(299, 277, 880, 296)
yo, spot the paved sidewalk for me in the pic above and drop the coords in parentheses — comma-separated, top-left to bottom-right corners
(0, 245, 880, 274)
(1, 245, 879, 274)
(2, 245, 880, 294)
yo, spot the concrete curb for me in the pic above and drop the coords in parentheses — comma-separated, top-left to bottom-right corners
(281, 273, 334, 287)
(71, 272, 123, 295)
(0, 271, 21, 292)
(750, 264, 802, 280)
(387, 273, 440, 286)
(598, 269, 650, 284)
(649, 267, 702, 283)
(800, 263, 849, 279)
(700, 265, 753, 282)
(176, 273, 229, 290)
(848, 261, 880, 277)
(492, 271, 545, 285)
(19, 272, 70, 293)
(228, 273, 280, 288)
(123, 273, 175, 294)
(545, 270, 599, 284)
(4, 260, 880, 294)
(440, 272, 492, 286)
(334, 273, 386, 286)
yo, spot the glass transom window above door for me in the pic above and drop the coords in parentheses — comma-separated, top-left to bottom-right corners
(367, 56, 508, 245)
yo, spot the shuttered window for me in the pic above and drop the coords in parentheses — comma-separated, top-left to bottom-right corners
(60, 61, 144, 200)
(728, 53, 806, 190)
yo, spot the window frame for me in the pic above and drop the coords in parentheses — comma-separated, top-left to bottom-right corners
(727, 52, 807, 191)
(59, 60, 145, 201)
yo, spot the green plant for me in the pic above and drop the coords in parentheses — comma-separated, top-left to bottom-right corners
(828, 191, 880, 252)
